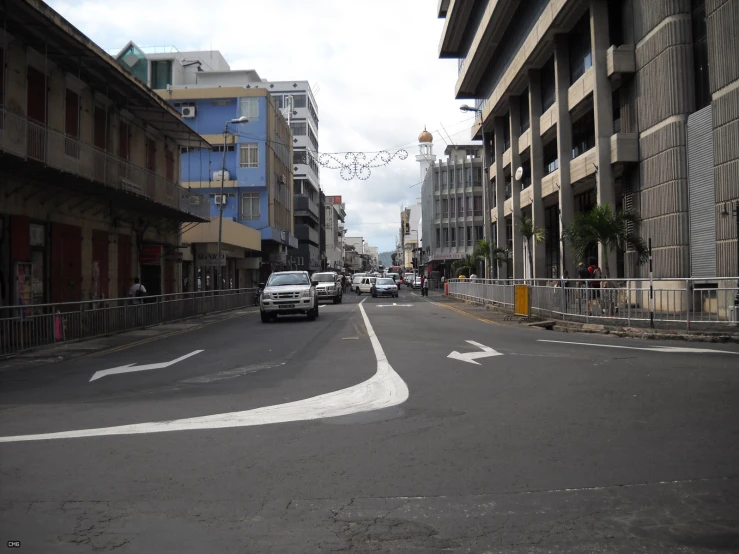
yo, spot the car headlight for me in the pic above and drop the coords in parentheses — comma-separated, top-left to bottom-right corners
(262, 292, 272, 299)
(301, 290, 311, 297)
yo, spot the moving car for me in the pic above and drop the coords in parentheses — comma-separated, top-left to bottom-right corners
(351, 273, 367, 292)
(386, 272, 400, 284)
(355, 276, 376, 295)
(371, 277, 399, 298)
(311, 271, 343, 304)
(259, 271, 318, 323)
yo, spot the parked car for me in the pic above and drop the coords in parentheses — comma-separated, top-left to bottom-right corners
(371, 278, 399, 298)
(311, 271, 343, 304)
(259, 271, 318, 323)
(412, 276, 422, 289)
(351, 273, 367, 292)
(355, 276, 376, 295)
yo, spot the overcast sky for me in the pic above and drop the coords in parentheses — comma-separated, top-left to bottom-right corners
(49, 0, 477, 252)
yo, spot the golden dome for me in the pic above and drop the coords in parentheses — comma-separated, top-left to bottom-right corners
(418, 126, 433, 143)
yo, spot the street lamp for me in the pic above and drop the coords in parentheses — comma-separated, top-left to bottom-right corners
(460, 104, 494, 279)
(217, 117, 248, 290)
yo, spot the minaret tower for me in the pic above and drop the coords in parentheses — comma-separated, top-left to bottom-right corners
(415, 126, 436, 182)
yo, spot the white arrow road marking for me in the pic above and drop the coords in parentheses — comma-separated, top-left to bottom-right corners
(538, 339, 739, 354)
(448, 340, 504, 365)
(89, 350, 205, 382)
(0, 299, 408, 443)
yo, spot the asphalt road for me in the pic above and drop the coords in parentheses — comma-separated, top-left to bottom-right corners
(1, 286, 738, 553)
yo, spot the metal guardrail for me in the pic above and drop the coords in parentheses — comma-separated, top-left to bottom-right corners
(0, 107, 208, 219)
(448, 278, 739, 329)
(0, 288, 257, 357)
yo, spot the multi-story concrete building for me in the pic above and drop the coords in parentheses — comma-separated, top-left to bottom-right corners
(113, 45, 320, 274)
(401, 201, 422, 270)
(419, 131, 486, 278)
(324, 196, 346, 271)
(0, 0, 208, 308)
(438, 0, 739, 280)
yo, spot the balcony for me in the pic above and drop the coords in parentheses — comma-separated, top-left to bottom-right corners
(0, 108, 207, 220)
(610, 132, 639, 165)
(294, 194, 320, 221)
(295, 223, 320, 245)
(607, 44, 636, 84)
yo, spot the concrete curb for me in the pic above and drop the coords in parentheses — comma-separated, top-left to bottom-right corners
(446, 298, 739, 344)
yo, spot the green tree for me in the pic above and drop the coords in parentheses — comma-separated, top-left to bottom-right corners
(517, 215, 546, 279)
(492, 245, 511, 279)
(563, 205, 648, 278)
(452, 255, 477, 277)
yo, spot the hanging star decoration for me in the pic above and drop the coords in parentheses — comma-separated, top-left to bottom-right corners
(317, 149, 408, 180)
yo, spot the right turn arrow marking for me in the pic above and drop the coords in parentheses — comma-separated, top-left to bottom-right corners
(448, 340, 504, 365)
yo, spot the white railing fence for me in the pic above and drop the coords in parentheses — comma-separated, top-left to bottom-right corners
(0, 288, 257, 357)
(448, 278, 739, 330)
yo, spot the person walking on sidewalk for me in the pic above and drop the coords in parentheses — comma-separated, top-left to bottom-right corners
(422, 276, 429, 296)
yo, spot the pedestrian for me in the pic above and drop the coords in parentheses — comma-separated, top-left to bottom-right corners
(420, 274, 425, 292)
(129, 277, 147, 304)
(422, 275, 429, 296)
(587, 257, 603, 315)
(341, 274, 347, 293)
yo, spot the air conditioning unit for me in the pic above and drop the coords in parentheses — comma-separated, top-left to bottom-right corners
(181, 106, 196, 118)
(213, 170, 230, 182)
(214, 195, 227, 205)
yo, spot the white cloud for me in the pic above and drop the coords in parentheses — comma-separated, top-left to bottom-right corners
(48, 0, 478, 252)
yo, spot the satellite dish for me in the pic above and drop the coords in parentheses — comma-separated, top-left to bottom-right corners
(515, 166, 524, 181)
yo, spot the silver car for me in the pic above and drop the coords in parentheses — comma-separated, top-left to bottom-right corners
(372, 277, 399, 298)
(260, 271, 318, 323)
(311, 272, 343, 304)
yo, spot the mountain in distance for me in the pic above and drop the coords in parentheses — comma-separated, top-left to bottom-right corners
(379, 251, 394, 267)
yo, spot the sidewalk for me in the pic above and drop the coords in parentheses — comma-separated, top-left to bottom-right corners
(0, 308, 257, 372)
(420, 293, 739, 344)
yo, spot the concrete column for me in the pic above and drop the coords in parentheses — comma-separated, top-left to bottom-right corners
(509, 97, 524, 279)
(554, 35, 575, 275)
(494, 118, 507, 277)
(528, 69, 546, 278)
(590, 0, 618, 276)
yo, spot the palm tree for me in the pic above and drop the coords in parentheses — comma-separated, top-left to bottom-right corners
(563, 205, 648, 278)
(517, 215, 546, 280)
(492, 245, 511, 279)
(452, 254, 477, 277)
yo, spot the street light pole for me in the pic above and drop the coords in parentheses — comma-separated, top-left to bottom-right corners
(216, 117, 248, 290)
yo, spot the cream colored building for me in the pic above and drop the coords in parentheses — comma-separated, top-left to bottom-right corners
(438, 0, 739, 279)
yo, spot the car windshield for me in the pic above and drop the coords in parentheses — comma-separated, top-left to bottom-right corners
(377, 278, 395, 285)
(267, 273, 310, 286)
(311, 274, 335, 283)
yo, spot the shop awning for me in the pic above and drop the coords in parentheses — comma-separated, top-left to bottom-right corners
(181, 218, 261, 252)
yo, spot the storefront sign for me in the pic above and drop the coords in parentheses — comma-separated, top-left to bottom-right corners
(30, 224, 45, 247)
(196, 252, 226, 266)
(139, 245, 162, 264)
(325, 196, 343, 204)
(430, 253, 464, 261)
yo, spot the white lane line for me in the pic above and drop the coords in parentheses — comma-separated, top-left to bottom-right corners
(538, 339, 739, 354)
(0, 299, 408, 443)
(89, 350, 204, 382)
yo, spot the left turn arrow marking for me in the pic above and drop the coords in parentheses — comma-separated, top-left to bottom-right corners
(89, 350, 204, 382)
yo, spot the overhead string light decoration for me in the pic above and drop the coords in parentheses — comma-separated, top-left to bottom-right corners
(317, 149, 408, 180)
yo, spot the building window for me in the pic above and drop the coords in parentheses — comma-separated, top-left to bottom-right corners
(466, 226, 472, 245)
(473, 195, 483, 217)
(458, 227, 465, 246)
(569, 13, 593, 84)
(543, 138, 559, 175)
(119, 121, 130, 161)
(242, 192, 260, 220)
(503, 116, 511, 150)
(434, 171, 440, 190)
(239, 98, 259, 120)
(272, 95, 284, 109)
(240, 143, 259, 168)
(540, 55, 556, 111)
(505, 220, 512, 248)
(212, 144, 235, 152)
(451, 227, 456, 247)
(150, 60, 173, 89)
(466, 168, 473, 187)
(449, 197, 456, 218)
(571, 112, 595, 159)
(293, 94, 307, 108)
(458, 197, 465, 217)
(434, 199, 440, 218)
(519, 89, 530, 133)
(145, 137, 156, 172)
(290, 121, 307, 136)
(505, 175, 512, 199)
(165, 150, 174, 182)
(435, 228, 441, 246)
(608, 0, 624, 46)
(475, 226, 484, 242)
(467, 196, 473, 214)
(294, 150, 308, 165)
(442, 171, 448, 189)
(442, 198, 448, 217)
(443, 228, 449, 246)
(65, 89, 79, 158)
(456, 168, 463, 187)
(692, 0, 710, 111)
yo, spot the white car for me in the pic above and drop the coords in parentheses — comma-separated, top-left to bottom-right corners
(355, 276, 376, 295)
(260, 271, 318, 323)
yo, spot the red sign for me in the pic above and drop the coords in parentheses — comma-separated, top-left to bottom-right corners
(325, 195, 343, 204)
(139, 245, 162, 264)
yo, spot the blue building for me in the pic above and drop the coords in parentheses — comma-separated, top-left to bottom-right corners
(159, 86, 296, 282)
